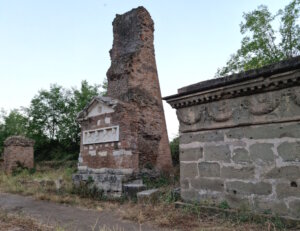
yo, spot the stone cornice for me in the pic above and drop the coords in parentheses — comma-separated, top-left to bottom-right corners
(165, 69, 300, 109)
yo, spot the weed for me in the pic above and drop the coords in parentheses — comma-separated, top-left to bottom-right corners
(219, 200, 230, 210)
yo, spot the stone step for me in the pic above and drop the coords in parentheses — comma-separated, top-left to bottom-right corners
(137, 189, 160, 204)
(123, 181, 146, 199)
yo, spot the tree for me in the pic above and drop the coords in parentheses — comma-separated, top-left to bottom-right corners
(27, 84, 67, 140)
(170, 135, 179, 166)
(216, 0, 300, 77)
(26, 80, 101, 160)
(0, 109, 29, 154)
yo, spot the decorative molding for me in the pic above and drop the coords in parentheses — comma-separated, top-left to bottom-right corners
(166, 70, 300, 109)
(83, 126, 119, 144)
(175, 86, 300, 132)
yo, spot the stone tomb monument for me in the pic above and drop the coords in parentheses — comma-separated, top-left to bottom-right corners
(164, 57, 300, 220)
(73, 7, 172, 197)
(3, 136, 35, 174)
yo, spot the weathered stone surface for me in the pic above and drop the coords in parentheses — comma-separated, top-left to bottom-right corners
(289, 199, 300, 218)
(137, 189, 159, 203)
(276, 182, 300, 199)
(180, 179, 189, 190)
(3, 136, 35, 174)
(224, 194, 251, 209)
(204, 145, 231, 162)
(249, 143, 274, 163)
(232, 148, 250, 163)
(180, 130, 224, 144)
(254, 198, 288, 216)
(180, 147, 203, 161)
(191, 178, 224, 192)
(265, 166, 300, 180)
(198, 162, 220, 177)
(225, 122, 300, 141)
(226, 181, 272, 195)
(123, 182, 146, 199)
(164, 56, 300, 220)
(221, 166, 254, 179)
(180, 163, 198, 179)
(278, 142, 300, 162)
(181, 189, 200, 202)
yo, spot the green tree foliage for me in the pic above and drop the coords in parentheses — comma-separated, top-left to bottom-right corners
(217, 0, 300, 77)
(0, 109, 29, 154)
(0, 80, 103, 161)
(170, 135, 179, 166)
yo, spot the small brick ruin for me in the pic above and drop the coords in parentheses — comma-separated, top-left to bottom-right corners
(164, 57, 300, 220)
(73, 7, 172, 197)
(3, 136, 35, 174)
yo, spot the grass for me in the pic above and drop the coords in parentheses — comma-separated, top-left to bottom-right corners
(0, 166, 294, 231)
(0, 209, 52, 231)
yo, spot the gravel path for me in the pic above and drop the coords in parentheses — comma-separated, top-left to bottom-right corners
(0, 192, 161, 231)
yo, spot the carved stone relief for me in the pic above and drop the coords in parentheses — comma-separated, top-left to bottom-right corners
(83, 126, 119, 145)
(246, 92, 280, 116)
(176, 106, 202, 125)
(207, 101, 233, 122)
(292, 88, 300, 106)
(176, 87, 300, 132)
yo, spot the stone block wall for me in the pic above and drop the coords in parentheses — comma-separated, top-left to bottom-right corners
(3, 136, 35, 174)
(164, 57, 300, 220)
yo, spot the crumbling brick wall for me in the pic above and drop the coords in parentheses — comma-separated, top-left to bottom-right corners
(106, 7, 172, 171)
(3, 136, 35, 174)
(165, 57, 300, 220)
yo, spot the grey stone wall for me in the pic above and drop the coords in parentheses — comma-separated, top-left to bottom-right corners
(180, 122, 300, 219)
(164, 57, 300, 220)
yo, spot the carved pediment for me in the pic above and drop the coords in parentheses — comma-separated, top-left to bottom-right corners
(77, 96, 118, 121)
(86, 101, 114, 118)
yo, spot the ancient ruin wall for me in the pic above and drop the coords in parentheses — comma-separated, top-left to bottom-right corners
(164, 57, 300, 220)
(106, 7, 172, 171)
(3, 136, 34, 174)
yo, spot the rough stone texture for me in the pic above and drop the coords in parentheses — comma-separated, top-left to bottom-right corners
(226, 181, 272, 196)
(3, 136, 35, 174)
(106, 6, 172, 171)
(249, 143, 274, 163)
(191, 178, 224, 192)
(74, 7, 172, 197)
(204, 145, 231, 162)
(180, 147, 203, 161)
(137, 189, 160, 203)
(198, 162, 220, 177)
(232, 148, 250, 163)
(276, 182, 300, 199)
(278, 142, 300, 162)
(165, 57, 300, 219)
(221, 166, 254, 179)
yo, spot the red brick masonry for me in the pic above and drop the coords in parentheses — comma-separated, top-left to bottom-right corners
(3, 136, 35, 174)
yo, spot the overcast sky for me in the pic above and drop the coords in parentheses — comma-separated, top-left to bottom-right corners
(0, 0, 288, 139)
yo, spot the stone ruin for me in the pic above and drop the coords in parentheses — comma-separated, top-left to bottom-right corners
(164, 57, 300, 220)
(73, 7, 172, 197)
(3, 136, 35, 174)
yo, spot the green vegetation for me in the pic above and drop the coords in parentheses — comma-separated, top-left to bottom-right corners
(170, 135, 179, 166)
(0, 80, 106, 161)
(217, 0, 300, 77)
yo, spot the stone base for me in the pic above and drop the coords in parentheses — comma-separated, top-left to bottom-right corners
(72, 168, 143, 198)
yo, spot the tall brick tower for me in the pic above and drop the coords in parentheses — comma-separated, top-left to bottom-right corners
(107, 7, 172, 171)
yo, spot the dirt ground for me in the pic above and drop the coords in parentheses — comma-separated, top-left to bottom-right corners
(0, 192, 160, 231)
(0, 192, 291, 231)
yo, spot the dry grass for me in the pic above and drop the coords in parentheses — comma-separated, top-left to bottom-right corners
(118, 201, 274, 231)
(0, 168, 292, 231)
(0, 209, 53, 231)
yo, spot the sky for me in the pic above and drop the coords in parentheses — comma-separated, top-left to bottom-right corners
(0, 0, 289, 139)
